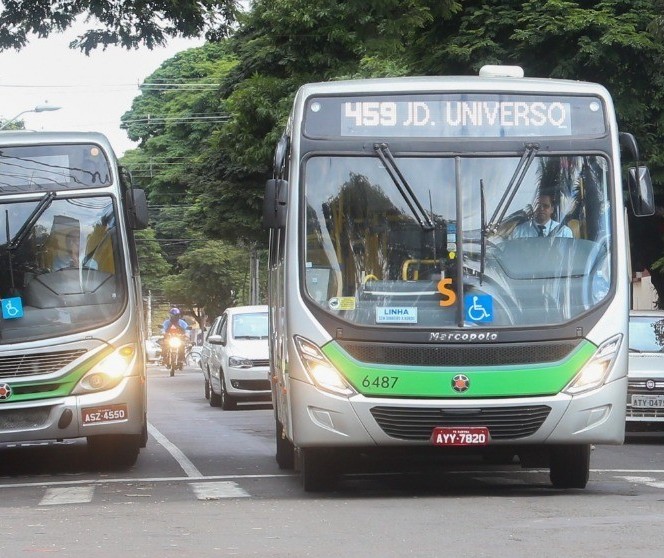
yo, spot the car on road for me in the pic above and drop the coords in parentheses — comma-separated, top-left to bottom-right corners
(626, 309, 664, 432)
(201, 305, 271, 410)
(187, 345, 203, 368)
(145, 335, 163, 363)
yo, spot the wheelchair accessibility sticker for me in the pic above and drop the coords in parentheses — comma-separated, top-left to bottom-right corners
(464, 294, 493, 323)
(1, 297, 24, 320)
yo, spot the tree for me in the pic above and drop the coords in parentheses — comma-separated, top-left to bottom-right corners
(0, 0, 239, 54)
(161, 240, 254, 329)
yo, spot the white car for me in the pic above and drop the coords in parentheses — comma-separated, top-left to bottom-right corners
(202, 305, 271, 410)
(626, 310, 664, 432)
(145, 336, 163, 363)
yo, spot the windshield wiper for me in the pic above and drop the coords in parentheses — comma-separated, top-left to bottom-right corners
(479, 178, 487, 285)
(7, 191, 56, 251)
(486, 143, 539, 233)
(374, 143, 435, 231)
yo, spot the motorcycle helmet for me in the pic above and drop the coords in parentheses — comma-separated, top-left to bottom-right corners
(169, 307, 181, 317)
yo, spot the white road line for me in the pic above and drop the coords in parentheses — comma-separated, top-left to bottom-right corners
(39, 486, 94, 506)
(190, 481, 250, 499)
(147, 422, 203, 478)
(617, 476, 664, 489)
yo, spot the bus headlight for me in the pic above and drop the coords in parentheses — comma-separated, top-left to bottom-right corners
(72, 344, 137, 394)
(564, 334, 622, 395)
(294, 336, 356, 397)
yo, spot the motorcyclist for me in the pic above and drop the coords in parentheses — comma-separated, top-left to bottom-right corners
(161, 308, 190, 371)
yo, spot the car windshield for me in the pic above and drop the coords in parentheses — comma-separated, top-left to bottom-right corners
(303, 154, 612, 329)
(232, 313, 268, 339)
(0, 195, 126, 344)
(629, 315, 664, 352)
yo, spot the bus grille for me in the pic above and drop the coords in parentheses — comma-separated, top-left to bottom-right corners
(0, 407, 52, 430)
(0, 350, 87, 379)
(626, 379, 664, 419)
(338, 341, 578, 367)
(370, 405, 551, 441)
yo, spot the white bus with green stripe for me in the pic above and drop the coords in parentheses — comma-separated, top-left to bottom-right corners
(0, 132, 149, 468)
(263, 66, 654, 491)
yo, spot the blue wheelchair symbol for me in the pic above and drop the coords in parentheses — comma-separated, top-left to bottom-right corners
(464, 294, 493, 323)
(1, 297, 24, 320)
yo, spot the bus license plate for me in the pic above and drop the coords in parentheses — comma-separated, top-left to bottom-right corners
(631, 395, 664, 408)
(82, 404, 128, 424)
(431, 426, 490, 446)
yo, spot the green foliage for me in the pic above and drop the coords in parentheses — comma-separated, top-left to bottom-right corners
(134, 228, 171, 292)
(0, 0, 239, 53)
(161, 240, 251, 319)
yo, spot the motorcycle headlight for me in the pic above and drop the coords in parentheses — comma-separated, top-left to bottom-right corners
(564, 334, 622, 395)
(294, 336, 356, 397)
(72, 344, 137, 394)
(167, 337, 183, 348)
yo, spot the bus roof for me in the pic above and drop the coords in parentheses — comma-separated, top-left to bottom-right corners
(0, 130, 115, 153)
(295, 74, 611, 99)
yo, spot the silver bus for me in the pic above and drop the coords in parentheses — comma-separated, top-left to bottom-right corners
(263, 66, 655, 490)
(0, 131, 149, 468)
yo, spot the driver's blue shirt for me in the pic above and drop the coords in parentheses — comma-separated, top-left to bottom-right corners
(162, 318, 189, 334)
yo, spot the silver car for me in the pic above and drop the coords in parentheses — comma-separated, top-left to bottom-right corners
(626, 310, 664, 432)
(201, 306, 271, 410)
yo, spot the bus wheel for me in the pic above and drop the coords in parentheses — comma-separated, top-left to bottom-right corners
(275, 419, 295, 470)
(87, 435, 140, 470)
(301, 448, 338, 492)
(549, 444, 590, 489)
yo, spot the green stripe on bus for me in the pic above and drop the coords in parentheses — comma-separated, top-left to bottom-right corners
(322, 340, 597, 398)
(0, 347, 115, 403)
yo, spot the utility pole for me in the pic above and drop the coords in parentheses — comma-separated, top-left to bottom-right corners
(250, 247, 260, 304)
(147, 290, 152, 335)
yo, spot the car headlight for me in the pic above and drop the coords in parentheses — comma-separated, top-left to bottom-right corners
(229, 356, 253, 368)
(564, 334, 622, 395)
(72, 344, 137, 394)
(294, 336, 356, 397)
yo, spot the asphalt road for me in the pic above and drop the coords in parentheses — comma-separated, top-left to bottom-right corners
(1, 363, 664, 557)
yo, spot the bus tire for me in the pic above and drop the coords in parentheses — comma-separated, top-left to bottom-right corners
(87, 434, 140, 470)
(301, 448, 338, 492)
(275, 419, 295, 470)
(549, 444, 590, 489)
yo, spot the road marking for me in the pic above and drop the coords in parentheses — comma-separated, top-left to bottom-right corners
(147, 422, 203, 478)
(190, 481, 250, 499)
(616, 476, 664, 489)
(39, 486, 94, 506)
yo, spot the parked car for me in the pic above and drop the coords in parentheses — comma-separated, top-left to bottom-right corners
(145, 335, 163, 363)
(187, 345, 203, 368)
(626, 310, 664, 432)
(201, 305, 271, 410)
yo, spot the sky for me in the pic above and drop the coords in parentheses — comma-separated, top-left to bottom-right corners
(0, 22, 204, 157)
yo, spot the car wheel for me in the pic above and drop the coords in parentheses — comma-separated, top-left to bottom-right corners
(220, 370, 237, 411)
(209, 370, 221, 407)
(204, 376, 210, 400)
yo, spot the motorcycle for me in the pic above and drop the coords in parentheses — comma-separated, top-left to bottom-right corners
(164, 331, 186, 376)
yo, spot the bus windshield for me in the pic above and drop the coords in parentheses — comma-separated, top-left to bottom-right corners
(0, 195, 125, 344)
(303, 153, 612, 328)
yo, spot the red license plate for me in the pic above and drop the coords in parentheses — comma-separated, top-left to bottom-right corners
(431, 426, 490, 446)
(81, 404, 128, 425)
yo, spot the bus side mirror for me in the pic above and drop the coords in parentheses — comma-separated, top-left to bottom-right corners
(263, 178, 288, 229)
(628, 166, 655, 217)
(126, 188, 149, 230)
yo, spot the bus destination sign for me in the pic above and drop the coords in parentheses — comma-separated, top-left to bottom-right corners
(304, 94, 606, 139)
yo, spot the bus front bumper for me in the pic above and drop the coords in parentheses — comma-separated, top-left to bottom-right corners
(289, 376, 627, 448)
(0, 376, 145, 443)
